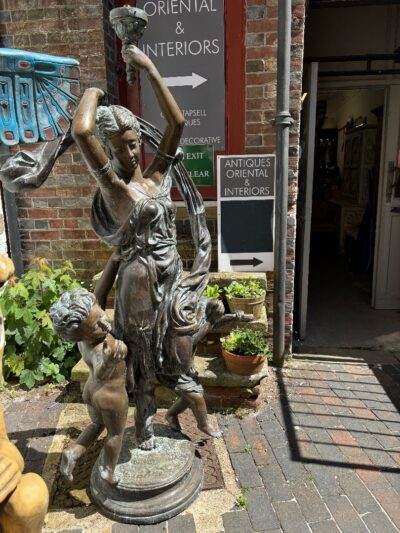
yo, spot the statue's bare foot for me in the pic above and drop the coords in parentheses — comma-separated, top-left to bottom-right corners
(166, 413, 182, 432)
(137, 435, 156, 450)
(198, 425, 223, 438)
(99, 465, 119, 486)
(60, 448, 78, 482)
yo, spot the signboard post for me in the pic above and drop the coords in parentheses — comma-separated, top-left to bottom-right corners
(217, 154, 276, 272)
(137, 0, 225, 151)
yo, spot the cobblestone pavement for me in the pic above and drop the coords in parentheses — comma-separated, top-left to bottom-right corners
(219, 354, 400, 533)
(4, 352, 400, 532)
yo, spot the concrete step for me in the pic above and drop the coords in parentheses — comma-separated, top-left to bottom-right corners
(71, 353, 269, 409)
(208, 271, 268, 290)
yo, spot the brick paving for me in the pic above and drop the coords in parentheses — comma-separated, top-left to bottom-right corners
(5, 355, 400, 531)
(3, 386, 66, 476)
(219, 356, 400, 532)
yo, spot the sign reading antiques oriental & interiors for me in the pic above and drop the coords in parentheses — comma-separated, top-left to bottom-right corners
(217, 154, 276, 272)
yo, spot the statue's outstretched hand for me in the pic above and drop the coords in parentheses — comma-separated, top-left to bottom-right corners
(0, 455, 22, 503)
(121, 44, 153, 71)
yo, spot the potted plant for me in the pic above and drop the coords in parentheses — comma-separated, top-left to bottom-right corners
(220, 327, 270, 375)
(224, 280, 266, 319)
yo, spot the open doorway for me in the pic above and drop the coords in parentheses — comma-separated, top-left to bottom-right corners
(294, 2, 400, 354)
(312, 88, 384, 300)
(295, 84, 400, 352)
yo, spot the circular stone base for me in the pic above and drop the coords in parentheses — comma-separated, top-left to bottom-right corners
(90, 425, 204, 525)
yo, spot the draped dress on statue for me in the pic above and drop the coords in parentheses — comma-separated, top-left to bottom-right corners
(91, 170, 211, 391)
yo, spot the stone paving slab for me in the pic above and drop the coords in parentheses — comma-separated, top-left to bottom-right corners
(4, 354, 400, 531)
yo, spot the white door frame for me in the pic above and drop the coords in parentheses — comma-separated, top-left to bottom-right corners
(372, 84, 400, 308)
(297, 62, 318, 340)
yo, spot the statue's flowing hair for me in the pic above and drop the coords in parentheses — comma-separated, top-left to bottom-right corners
(49, 288, 96, 342)
(96, 105, 142, 156)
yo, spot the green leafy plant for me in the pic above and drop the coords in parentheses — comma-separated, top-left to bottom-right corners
(236, 493, 248, 508)
(0, 258, 82, 389)
(224, 280, 265, 298)
(202, 283, 223, 299)
(236, 487, 250, 508)
(220, 327, 270, 357)
(235, 407, 253, 419)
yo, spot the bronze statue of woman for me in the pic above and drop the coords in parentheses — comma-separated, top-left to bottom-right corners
(72, 44, 223, 450)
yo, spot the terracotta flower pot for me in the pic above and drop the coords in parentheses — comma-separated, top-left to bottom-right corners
(226, 293, 265, 319)
(221, 347, 267, 376)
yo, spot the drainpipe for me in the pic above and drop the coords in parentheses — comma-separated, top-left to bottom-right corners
(273, 0, 293, 367)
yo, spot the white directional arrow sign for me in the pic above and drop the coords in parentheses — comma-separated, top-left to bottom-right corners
(163, 72, 207, 89)
(137, 0, 225, 149)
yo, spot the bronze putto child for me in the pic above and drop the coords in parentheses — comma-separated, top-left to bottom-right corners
(50, 288, 128, 486)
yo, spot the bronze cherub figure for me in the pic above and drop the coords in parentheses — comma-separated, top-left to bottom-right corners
(50, 288, 128, 486)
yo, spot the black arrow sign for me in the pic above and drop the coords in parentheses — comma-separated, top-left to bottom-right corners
(230, 257, 263, 267)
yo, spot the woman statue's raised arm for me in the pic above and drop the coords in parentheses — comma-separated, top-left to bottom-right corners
(121, 44, 186, 176)
(72, 88, 110, 175)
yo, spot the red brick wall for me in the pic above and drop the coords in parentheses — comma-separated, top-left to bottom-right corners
(245, 0, 306, 347)
(0, 0, 116, 283)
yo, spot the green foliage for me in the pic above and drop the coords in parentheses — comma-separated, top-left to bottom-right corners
(202, 283, 223, 299)
(220, 327, 270, 357)
(224, 280, 265, 298)
(236, 487, 250, 508)
(236, 493, 248, 508)
(235, 407, 253, 420)
(221, 406, 235, 416)
(0, 258, 82, 388)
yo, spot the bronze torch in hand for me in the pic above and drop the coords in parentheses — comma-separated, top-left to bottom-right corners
(110, 5, 148, 85)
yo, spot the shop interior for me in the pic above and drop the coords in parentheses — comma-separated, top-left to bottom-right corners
(295, 86, 400, 352)
(312, 88, 384, 279)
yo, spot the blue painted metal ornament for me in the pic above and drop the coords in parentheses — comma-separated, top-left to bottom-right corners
(0, 48, 80, 145)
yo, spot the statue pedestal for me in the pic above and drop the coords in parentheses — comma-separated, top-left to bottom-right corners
(90, 425, 203, 525)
